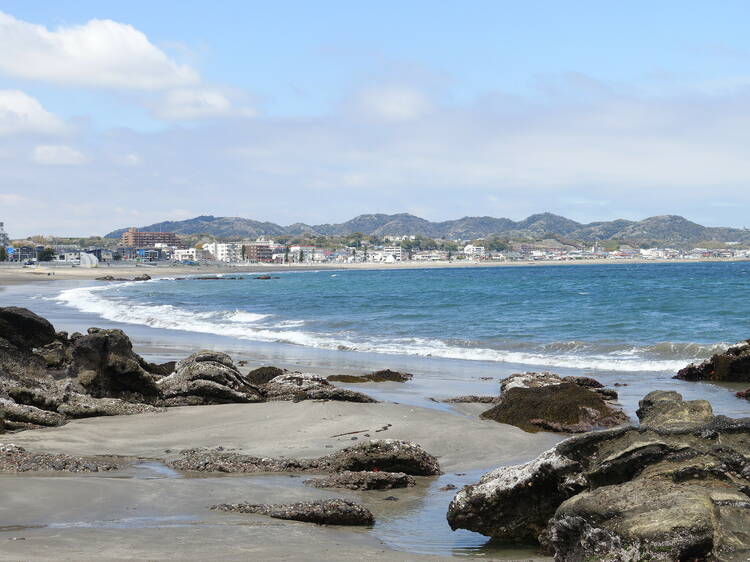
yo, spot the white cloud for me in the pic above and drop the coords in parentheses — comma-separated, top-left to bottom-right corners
(357, 86, 432, 121)
(32, 144, 86, 165)
(0, 11, 199, 90)
(0, 90, 66, 135)
(0, 193, 30, 206)
(152, 88, 256, 120)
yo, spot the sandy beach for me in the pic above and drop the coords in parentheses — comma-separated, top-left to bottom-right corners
(1, 256, 748, 287)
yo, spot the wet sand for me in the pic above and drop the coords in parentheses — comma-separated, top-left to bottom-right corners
(0, 402, 561, 560)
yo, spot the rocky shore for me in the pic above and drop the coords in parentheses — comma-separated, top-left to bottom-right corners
(1, 305, 749, 560)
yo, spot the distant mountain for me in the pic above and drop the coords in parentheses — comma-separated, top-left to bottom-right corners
(104, 213, 750, 245)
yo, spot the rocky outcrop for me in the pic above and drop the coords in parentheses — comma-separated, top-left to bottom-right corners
(158, 351, 263, 406)
(322, 439, 441, 476)
(169, 440, 440, 476)
(260, 373, 376, 403)
(0, 443, 121, 472)
(480, 382, 628, 433)
(69, 328, 162, 401)
(211, 499, 374, 525)
(327, 369, 413, 383)
(738, 387, 750, 400)
(675, 339, 750, 382)
(447, 391, 750, 561)
(0, 307, 56, 350)
(305, 470, 415, 490)
(245, 365, 285, 385)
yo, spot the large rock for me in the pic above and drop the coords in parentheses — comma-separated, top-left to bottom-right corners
(260, 373, 376, 403)
(158, 351, 263, 406)
(0, 443, 121, 472)
(69, 328, 161, 400)
(0, 307, 56, 350)
(447, 391, 750, 560)
(211, 499, 374, 525)
(327, 369, 413, 383)
(480, 382, 628, 433)
(675, 339, 750, 382)
(245, 365, 285, 385)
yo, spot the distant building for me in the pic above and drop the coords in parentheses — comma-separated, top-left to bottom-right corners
(203, 242, 243, 262)
(243, 243, 274, 263)
(173, 248, 206, 261)
(0, 222, 9, 246)
(463, 244, 486, 259)
(121, 227, 178, 247)
(382, 246, 403, 261)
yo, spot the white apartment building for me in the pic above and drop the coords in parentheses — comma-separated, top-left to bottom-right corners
(463, 244, 486, 259)
(173, 248, 207, 261)
(203, 243, 243, 262)
(382, 246, 403, 261)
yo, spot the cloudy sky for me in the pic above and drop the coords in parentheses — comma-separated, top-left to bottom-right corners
(1, 1, 750, 237)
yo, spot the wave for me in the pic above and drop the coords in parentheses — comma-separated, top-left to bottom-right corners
(54, 285, 714, 373)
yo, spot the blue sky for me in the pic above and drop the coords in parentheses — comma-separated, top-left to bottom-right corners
(1, 1, 750, 236)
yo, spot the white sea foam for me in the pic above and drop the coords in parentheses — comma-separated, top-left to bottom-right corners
(55, 284, 710, 373)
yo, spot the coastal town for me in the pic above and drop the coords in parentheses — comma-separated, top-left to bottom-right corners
(1, 222, 749, 267)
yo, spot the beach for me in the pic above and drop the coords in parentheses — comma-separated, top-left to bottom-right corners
(2, 261, 750, 560)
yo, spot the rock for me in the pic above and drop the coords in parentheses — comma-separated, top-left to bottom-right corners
(0, 443, 121, 472)
(132, 274, 151, 281)
(170, 439, 440, 476)
(35, 340, 69, 369)
(440, 395, 498, 403)
(245, 365, 285, 385)
(69, 328, 161, 401)
(0, 398, 65, 428)
(323, 439, 441, 476)
(675, 339, 750, 382)
(327, 370, 413, 383)
(260, 373, 376, 403)
(304, 470, 415, 490)
(211, 499, 374, 526)
(737, 387, 750, 400)
(561, 376, 604, 389)
(501, 371, 617, 401)
(636, 390, 714, 430)
(57, 394, 161, 418)
(447, 392, 750, 560)
(0, 307, 56, 350)
(480, 383, 629, 433)
(158, 351, 263, 406)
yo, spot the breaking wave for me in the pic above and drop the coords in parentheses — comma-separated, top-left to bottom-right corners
(55, 284, 718, 373)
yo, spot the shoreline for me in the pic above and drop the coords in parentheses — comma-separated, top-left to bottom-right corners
(1, 256, 748, 286)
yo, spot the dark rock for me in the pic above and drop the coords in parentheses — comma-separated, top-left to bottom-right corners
(0, 444, 121, 472)
(323, 439, 441, 476)
(304, 470, 415, 490)
(0, 307, 56, 350)
(211, 499, 374, 526)
(480, 383, 629, 433)
(327, 370, 413, 384)
(158, 351, 263, 406)
(738, 387, 750, 400)
(245, 365, 285, 385)
(440, 484, 457, 491)
(69, 328, 161, 401)
(447, 392, 750, 560)
(57, 394, 161, 418)
(675, 339, 750, 382)
(35, 340, 69, 369)
(384, 496, 399, 501)
(261, 373, 376, 403)
(132, 274, 151, 281)
(0, 398, 65, 428)
(562, 376, 604, 389)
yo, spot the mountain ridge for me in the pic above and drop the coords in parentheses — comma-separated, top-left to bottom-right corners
(105, 213, 750, 245)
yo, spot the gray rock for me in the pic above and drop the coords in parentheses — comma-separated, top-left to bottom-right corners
(304, 470, 415, 490)
(158, 351, 263, 405)
(0, 398, 65, 428)
(447, 392, 750, 560)
(70, 328, 161, 401)
(211, 498, 374, 525)
(0, 443, 121, 472)
(245, 365, 285, 385)
(261, 373, 376, 403)
(327, 370, 413, 383)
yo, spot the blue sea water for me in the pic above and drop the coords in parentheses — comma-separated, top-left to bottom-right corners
(55, 262, 750, 373)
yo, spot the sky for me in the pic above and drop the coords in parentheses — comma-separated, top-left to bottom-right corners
(1, 1, 750, 237)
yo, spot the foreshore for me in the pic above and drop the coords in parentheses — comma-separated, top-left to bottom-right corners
(0, 256, 747, 287)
